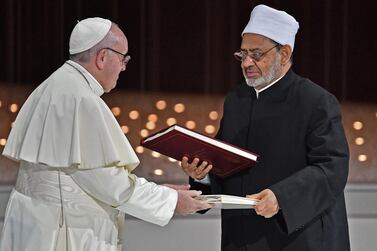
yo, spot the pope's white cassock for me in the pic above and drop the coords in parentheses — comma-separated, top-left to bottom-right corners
(0, 60, 177, 251)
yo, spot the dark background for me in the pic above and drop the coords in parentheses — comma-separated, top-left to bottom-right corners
(0, 0, 376, 101)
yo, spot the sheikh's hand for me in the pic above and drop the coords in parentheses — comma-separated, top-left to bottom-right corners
(180, 157, 212, 180)
(247, 189, 279, 218)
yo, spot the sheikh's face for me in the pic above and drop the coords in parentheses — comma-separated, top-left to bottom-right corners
(240, 34, 282, 90)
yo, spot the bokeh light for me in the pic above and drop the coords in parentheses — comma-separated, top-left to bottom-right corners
(156, 100, 167, 110)
(353, 121, 363, 130)
(358, 154, 367, 162)
(355, 137, 364, 145)
(154, 169, 164, 175)
(185, 120, 196, 129)
(174, 103, 185, 113)
(135, 146, 144, 154)
(151, 151, 161, 158)
(166, 117, 177, 126)
(111, 107, 121, 116)
(205, 125, 216, 134)
(0, 138, 7, 146)
(9, 104, 18, 113)
(140, 129, 149, 138)
(129, 110, 139, 120)
(209, 111, 219, 120)
(148, 114, 158, 122)
(121, 125, 129, 134)
(146, 121, 156, 130)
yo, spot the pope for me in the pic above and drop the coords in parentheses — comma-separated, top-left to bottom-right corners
(0, 17, 211, 251)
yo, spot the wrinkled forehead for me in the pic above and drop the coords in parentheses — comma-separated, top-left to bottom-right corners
(240, 33, 276, 50)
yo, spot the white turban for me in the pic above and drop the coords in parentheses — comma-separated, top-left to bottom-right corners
(69, 17, 112, 55)
(242, 5, 299, 50)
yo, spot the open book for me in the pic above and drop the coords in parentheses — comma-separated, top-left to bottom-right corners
(196, 194, 259, 209)
(140, 124, 258, 178)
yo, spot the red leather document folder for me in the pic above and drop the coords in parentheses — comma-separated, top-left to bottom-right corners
(140, 124, 258, 178)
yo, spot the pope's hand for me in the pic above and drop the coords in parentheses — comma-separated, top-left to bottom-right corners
(247, 189, 279, 218)
(175, 190, 212, 215)
(180, 157, 213, 180)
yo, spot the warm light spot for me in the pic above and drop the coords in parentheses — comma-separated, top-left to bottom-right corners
(9, 104, 18, 113)
(174, 103, 185, 113)
(355, 137, 364, 145)
(185, 120, 196, 129)
(0, 138, 6, 146)
(135, 146, 144, 154)
(168, 157, 177, 162)
(140, 129, 149, 138)
(209, 111, 219, 120)
(166, 117, 177, 126)
(151, 151, 161, 158)
(375, 112, 377, 118)
(154, 169, 164, 175)
(148, 114, 158, 122)
(111, 107, 121, 116)
(146, 121, 156, 130)
(156, 100, 167, 110)
(129, 110, 139, 120)
(0, 100, 2, 108)
(205, 125, 216, 134)
(121, 125, 129, 134)
(353, 121, 363, 130)
(358, 154, 367, 162)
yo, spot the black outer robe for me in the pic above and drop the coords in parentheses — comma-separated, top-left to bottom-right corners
(190, 69, 350, 251)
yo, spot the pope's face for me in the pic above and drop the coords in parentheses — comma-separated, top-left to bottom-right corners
(101, 27, 128, 93)
(240, 33, 282, 90)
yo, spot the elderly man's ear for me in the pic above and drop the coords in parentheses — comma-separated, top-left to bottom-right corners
(95, 49, 107, 70)
(280, 45, 292, 66)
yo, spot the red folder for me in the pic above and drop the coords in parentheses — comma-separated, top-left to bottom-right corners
(140, 124, 258, 178)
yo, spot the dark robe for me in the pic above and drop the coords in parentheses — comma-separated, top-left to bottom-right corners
(191, 69, 350, 251)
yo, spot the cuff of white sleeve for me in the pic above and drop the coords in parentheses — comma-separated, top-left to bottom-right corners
(195, 175, 211, 185)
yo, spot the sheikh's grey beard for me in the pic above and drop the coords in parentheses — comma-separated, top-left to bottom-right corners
(244, 54, 282, 89)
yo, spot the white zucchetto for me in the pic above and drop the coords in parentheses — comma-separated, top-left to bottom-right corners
(69, 17, 112, 55)
(242, 5, 299, 50)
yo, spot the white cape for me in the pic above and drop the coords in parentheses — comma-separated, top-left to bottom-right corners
(1, 61, 177, 251)
(3, 60, 139, 171)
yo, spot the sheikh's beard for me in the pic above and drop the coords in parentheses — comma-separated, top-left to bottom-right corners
(244, 54, 282, 89)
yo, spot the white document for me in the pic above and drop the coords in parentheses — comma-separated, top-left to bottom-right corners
(196, 194, 259, 209)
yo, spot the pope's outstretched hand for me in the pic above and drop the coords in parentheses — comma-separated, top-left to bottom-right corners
(175, 189, 212, 215)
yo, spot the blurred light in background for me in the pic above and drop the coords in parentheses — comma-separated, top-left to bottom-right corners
(111, 107, 121, 116)
(353, 121, 363, 130)
(174, 103, 185, 113)
(156, 100, 167, 110)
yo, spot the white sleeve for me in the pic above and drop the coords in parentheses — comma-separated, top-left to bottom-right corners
(70, 166, 177, 226)
(195, 174, 211, 185)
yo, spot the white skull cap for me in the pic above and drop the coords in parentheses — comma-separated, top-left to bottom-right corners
(69, 17, 112, 54)
(242, 5, 299, 50)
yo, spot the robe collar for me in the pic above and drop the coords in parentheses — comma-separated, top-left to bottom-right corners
(254, 74, 284, 98)
(238, 69, 296, 101)
(65, 60, 105, 96)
